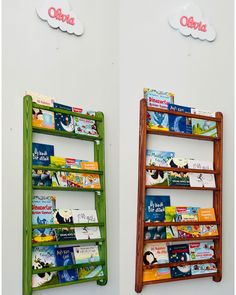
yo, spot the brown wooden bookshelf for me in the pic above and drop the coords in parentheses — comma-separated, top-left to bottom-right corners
(135, 99, 223, 292)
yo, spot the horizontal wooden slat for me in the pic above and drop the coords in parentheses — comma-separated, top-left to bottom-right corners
(32, 165, 103, 175)
(32, 186, 102, 192)
(143, 259, 218, 269)
(146, 166, 218, 174)
(146, 185, 218, 191)
(32, 238, 104, 247)
(144, 221, 219, 227)
(144, 236, 219, 243)
(32, 222, 104, 229)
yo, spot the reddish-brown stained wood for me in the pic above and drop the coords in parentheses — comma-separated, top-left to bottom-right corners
(144, 236, 219, 243)
(144, 221, 219, 227)
(146, 185, 218, 191)
(146, 166, 219, 174)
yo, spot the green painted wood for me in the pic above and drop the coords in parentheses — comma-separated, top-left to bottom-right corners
(32, 222, 104, 229)
(32, 238, 105, 247)
(23, 96, 33, 295)
(32, 261, 105, 274)
(94, 112, 108, 286)
(32, 186, 103, 192)
(32, 102, 102, 122)
(32, 165, 103, 175)
(33, 126, 102, 141)
(32, 276, 106, 291)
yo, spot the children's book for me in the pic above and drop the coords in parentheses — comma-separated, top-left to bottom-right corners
(72, 107, 96, 117)
(54, 103, 74, 133)
(83, 174, 101, 189)
(143, 268, 171, 281)
(189, 173, 216, 188)
(80, 162, 99, 170)
(78, 265, 104, 279)
(198, 208, 216, 222)
(144, 195, 170, 222)
(26, 91, 55, 106)
(32, 108, 54, 129)
(74, 226, 101, 240)
(143, 243, 169, 265)
(32, 143, 54, 166)
(50, 156, 66, 168)
(192, 119, 217, 137)
(191, 108, 216, 118)
(52, 172, 68, 187)
(165, 206, 176, 222)
(177, 225, 201, 238)
(144, 88, 174, 109)
(146, 150, 175, 167)
(144, 226, 166, 240)
(32, 246, 58, 288)
(74, 117, 99, 137)
(32, 170, 52, 187)
(32, 196, 56, 243)
(191, 263, 217, 275)
(167, 158, 190, 186)
(175, 207, 199, 222)
(168, 104, 192, 134)
(189, 242, 215, 261)
(147, 111, 168, 131)
(168, 244, 191, 278)
(188, 159, 213, 170)
(166, 226, 178, 239)
(146, 169, 169, 186)
(200, 225, 218, 237)
(55, 247, 78, 283)
(73, 245, 100, 264)
(53, 209, 75, 241)
(72, 209, 98, 224)
(66, 173, 83, 188)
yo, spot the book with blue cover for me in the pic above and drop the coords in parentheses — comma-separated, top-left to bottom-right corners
(144, 226, 166, 240)
(144, 195, 170, 222)
(55, 247, 78, 283)
(147, 111, 169, 131)
(168, 104, 192, 134)
(146, 150, 175, 167)
(54, 102, 74, 133)
(32, 169, 52, 187)
(168, 244, 191, 278)
(32, 143, 54, 166)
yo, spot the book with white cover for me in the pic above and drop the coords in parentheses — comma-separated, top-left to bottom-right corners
(191, 108, 216, 118)
(72, 209, 98, 224)
(189, 173, 216, 188)
(73, 245, 100, 264)
(188, 159, 213, 170)
(74, 226, 101, 240)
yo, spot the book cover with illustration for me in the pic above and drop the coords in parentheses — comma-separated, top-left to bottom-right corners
(50, 156, 66, 168)
(191, 108, 216, 118)
(177, 225, 201, 238)
(144, 195, 170, 222)
(72, 209, 98, 224)
(189, 242, 215, 261)
(65, 158, 86, 169)
(147, 111, 168, 131)
(78, 265, 104, 279)
(144, 226, 166, 240)
(189, 173, 216, 188)
(143, 243, 169, 265)
(188, 159, 213, 170)
(32, 196, 56, 243)
(73, 245, 100, 264)
(55, 247, 78, 283)
(198, 208, 216, 222)
(74, 117, 99, 137)
(168, 244, 191, 278)
(146, 169, 169, 186)
(72, 107, 96, 116)
(191, 263, 217, 275)
(166, 226, 178, 239)
(146, 150, 175, 167)
(54, 103, 74, 133)
(32, 170, 52, 187)
(192, 119, 217, 137)
(66, 173, 83, 188)
(165, 206, 176, 222)
(52, 171, 68, 187)
(32, 246, 58, 288)
(143, 268, 171, 282)
(144, 88, 174, 109)
(74, 226, 101, 240)
(32, 143, 54, 166)
(26, 91, 55, 106)
(175, 207, 199, 222)
(167, 158, 190, 186)
(32, 108, 54, 129)
(200, 225, 218, 237)
(168, 104, 192, 134)
(83, 174, 101, 189)
(53, 209, 75, 241)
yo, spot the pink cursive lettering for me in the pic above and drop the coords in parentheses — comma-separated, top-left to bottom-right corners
(48, 7, 75, 26)
(180, 16, 207, 32)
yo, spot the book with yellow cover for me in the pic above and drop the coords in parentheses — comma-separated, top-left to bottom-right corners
(143, 268, 171, 282)
(81, 162, 99, 170)
(198, 208, 216, 222)
(83, 174, 101, 189)
(50, 156, 66, 168)
(165, 206, 176, 222)
(32, 108, 54, 129)
(177, 225, 201, 238)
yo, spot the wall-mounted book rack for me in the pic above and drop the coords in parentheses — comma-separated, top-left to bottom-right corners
(23, 95, 108, 294)
(135, 98, 223, 293)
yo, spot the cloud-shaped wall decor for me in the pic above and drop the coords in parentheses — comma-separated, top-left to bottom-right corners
(36, 0, 84, 36)
(168, 3, 216, 42)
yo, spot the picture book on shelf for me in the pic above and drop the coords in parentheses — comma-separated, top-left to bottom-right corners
(144, 88, 174, 109)
(143, 268, 171, 282)
(78, 265, 104, 279)
(55, 247, 78, 283)
(191, 108, 216, 118)
(166, 226, 178, 239)
(74, 117, 99, 137)
(144, 226, 166, 240)
(32, 108, 54, 129)
(165, 206, 176, 222)
(192, 119, 217, 137)
(54, 102, 74, 133)
(198, 208, 216, 222)
(72, 106, 96, 117)
(32, 143, 54, 166)
(146, 168, 169, 186)
(143, 243, 169, 265)
(175, 207, 199, 222)
(189, 173, 216, 188)
(72, 209, 98, 224)
(168, 244, 191, 278)
(80, 161, 99, 170)
(191, 263, 217, 275)
(168, 104, 192, 134)
(32, 246, 58, 288)
(177, 225, 200, 238)
(73, 245, 100, 264)
(52, 171, 68, 187)
(146, 150, 175, 167)
(144, 195, 170, 222)
(32, 196, 56, 243)
(53, 209, 76, 241)
(200, 225, 218, 237)
(26, 91, 55, 106)
(83, 174, 101, 189)
(167, 158, 190, 186)
(188, 159, 213, 170)
(66, 173, 83, 188)
(50, 156, 66, 168)
(74, 226, 101, 240)
(147, 111, 168, 131)
(32, 170, 52, 187)
(189, 242, 215, 261)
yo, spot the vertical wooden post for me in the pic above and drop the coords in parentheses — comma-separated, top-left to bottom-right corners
(213, 112, 223, 282)
(135, 99, 147, 293)
(23, 95, 33, 295)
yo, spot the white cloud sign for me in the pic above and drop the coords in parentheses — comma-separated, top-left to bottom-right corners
(36, 0, 84, 36)
(168, 3, 216, 42)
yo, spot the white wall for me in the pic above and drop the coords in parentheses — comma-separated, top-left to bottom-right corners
(2, 0, 119, 295)
(119, 0, 234, 295)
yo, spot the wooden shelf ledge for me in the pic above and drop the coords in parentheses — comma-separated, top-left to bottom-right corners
(32, 186, 103, 192)
(145, 185, 219, 191)
(32, 238, 105, 247)
(32, 222, 104, 229)
(144, 236, 219, 243)
(32, 165, 103, 175)
(144, 221, 219, 227)
(146, 166, 219, 174)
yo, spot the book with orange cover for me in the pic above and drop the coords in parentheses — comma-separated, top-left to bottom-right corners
(143, 268, 171, 282)
(81, 162, 99, 171)
(198, 208, 216, 222)
(200, 225, 218, 237)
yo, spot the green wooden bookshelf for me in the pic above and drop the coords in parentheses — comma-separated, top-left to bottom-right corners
(23, 95, 108, 294)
